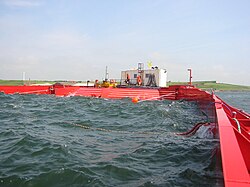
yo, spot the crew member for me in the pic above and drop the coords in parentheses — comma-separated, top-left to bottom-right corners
(125, 74, 130, 84)
(137, 75, 142, 86)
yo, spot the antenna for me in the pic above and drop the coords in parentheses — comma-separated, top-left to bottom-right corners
(105, 66, 109, 81)
(187, 68, 192, 85)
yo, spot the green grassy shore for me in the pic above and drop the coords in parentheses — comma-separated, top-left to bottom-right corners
(0, 80, 56, 86)
(168, 81, 250, 91)
(1, 80, 250, 91)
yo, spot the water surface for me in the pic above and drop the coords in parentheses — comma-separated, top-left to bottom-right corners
(2, 91, 247, 186)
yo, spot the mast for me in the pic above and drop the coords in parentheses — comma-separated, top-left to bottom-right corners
(188, 68, 192, 85)
(105, 66, 109, 81)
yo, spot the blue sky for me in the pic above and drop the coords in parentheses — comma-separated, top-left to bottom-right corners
(0, 0, 250, 85)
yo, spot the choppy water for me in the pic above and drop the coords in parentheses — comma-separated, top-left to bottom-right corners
(2, 91, 248, 186)
(216, 91, 250, 113)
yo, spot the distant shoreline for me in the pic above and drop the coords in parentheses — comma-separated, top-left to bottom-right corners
(168, 81, 250, 91)
(1, 79, 250, 91)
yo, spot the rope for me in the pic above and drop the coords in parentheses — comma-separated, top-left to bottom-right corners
(232, 118, 241, 133)
(73, 123, 162, 135)
(138, 92, 176, 103)
(175, 122, 210, 137)
(66, 91, 77, 97)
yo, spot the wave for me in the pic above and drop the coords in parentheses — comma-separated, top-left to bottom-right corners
(0, 94, 225, 186)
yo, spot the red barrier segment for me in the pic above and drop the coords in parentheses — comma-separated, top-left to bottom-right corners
(54, 85, 212, 100)
(214, 95, 250, 187)
(0, 85, 210, 101)
(55, 86, 177, 100)
(0, 85, 51, 94)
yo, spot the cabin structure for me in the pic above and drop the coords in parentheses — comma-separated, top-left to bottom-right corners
(120, 63, 167, 87)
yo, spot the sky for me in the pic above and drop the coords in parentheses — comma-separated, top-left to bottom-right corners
(0, 0, 250, 85)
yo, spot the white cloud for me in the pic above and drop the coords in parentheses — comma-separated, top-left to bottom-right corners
(41, 31, 88, 49)
(4, 0, 43, 7)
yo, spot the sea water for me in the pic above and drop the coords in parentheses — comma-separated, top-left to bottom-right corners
(1, 91, 248, 186)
